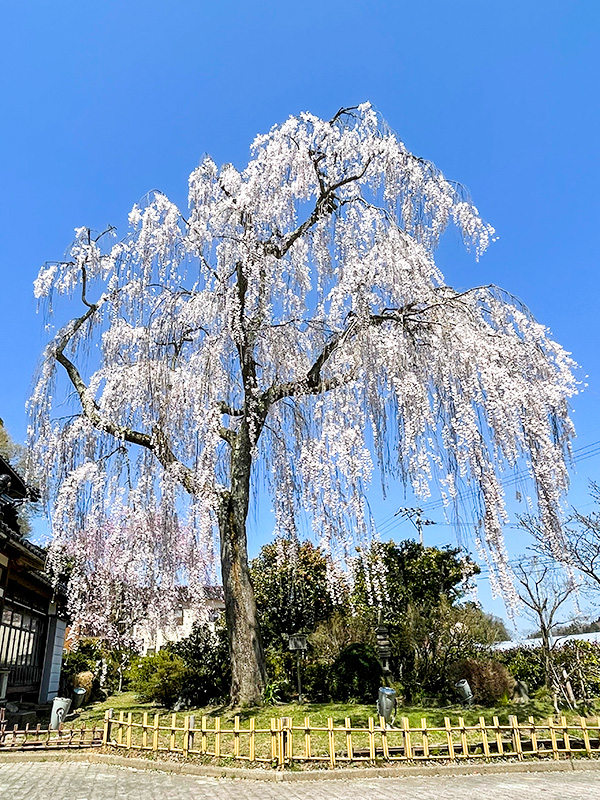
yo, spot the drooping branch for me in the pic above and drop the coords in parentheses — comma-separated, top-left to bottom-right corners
(53, 303, 201, 495)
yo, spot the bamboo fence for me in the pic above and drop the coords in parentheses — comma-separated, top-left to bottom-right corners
(3, 705, 600, 765)
(99, 710, 600, 766)
(0, 707, 103, 750)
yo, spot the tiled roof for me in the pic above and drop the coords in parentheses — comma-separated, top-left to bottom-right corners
(0, 518, 47, 569)
(0, 454, 31, 499)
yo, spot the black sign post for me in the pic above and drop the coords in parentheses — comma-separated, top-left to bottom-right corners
(288, 634, 308, 702)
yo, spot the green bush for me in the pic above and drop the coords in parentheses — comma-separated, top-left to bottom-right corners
(263, 645, 294, 700)
(331, 643, 382, 702)
(555, 641, 600, 700)
(448, 657, 514, 705)
(169, 622, 231, 705)
(303, 660, 332, 701)
(497, 645, 546, 690)
(129, 650, 188, 706)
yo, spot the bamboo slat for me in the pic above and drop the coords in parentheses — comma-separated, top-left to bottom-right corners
(444, 717, 455, 760)
(402, 716, 412, 759)
(458, 717, 468, 758)
(379, 716, 388, 760)
(479, 716, 490, 757)
(368, 717, 376, 760)
(249, 717, 255, 762)
(201, 715, 207, 755)
(580, 716, 591, 755)
(421, 717, 429, 759)
(142, 712, 148, 750)
(548, 716, 559, 759)
(327, 717, 336, 767)
(215, 716, 221, 759)
(509, 715, 522, 760)
(304, 716, 311, 759)
(345, 716, 353, 760)
(126, 712, 132, 749)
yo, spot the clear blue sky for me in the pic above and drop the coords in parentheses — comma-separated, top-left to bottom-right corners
(1, 1, 599, 627)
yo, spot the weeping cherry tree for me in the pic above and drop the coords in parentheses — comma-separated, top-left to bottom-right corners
(29, 104, 577, 704)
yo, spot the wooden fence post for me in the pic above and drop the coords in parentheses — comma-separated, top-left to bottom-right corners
(479, 717, 490, 758)
(102, 709, 113, 746)
(214, 717, 221, 759)
(201, 716, 207, 755)
(527, 716, 538, 756)
(187, 714, 195, 754)
(549, 717, 559, 760)
(444, 717, 455, 761)
(304, 716, 311, 760)
(380, 716, 389, 761)
(169, 714, 176, 752)
(509, 715, 522, 760)
(458, 717, 468, 758)
(152, 713, 160, 751)
(234, 715, 240, 759)
(401, 716, 411, 759)
(282, 716, 293, 763)
(580, 716, 592, 756)
(117, 711, 124, 746)
(126, 712, 133, 749)
(345, 717, 353, 761)
(327, 717, 336, 767)
(492, 716, 503, 756)
(368, 717, 376, 761)
(249, 718, 255, 762)
(421, 717, 429, 760)
(277, 718, 284, 766)
(142, 712, 148, 750)
(270, 718, 277, 763)
(183, 716, 190, 756)
(560, 715, 571, 756)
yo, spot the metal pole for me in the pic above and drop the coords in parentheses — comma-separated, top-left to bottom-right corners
(297, 651, 303, 703)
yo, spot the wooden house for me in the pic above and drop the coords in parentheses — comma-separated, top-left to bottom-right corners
(0, 454, 66, 704)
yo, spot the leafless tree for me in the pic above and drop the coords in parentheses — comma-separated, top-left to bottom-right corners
(515, 557, 578, 708)
(522, 484, 600, 594)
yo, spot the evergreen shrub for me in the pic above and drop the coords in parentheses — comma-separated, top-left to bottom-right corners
(169, 622, 231, 705)
(129, 650, 187, 706)
(331, 643, 382, 702)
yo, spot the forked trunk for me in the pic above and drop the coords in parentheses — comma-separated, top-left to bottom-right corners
(217, 428, 267, 706)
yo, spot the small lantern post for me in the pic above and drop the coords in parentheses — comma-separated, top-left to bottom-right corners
(287, 634, 308, 702)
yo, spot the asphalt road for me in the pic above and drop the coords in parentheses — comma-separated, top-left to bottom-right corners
(1, 761, 600, 799)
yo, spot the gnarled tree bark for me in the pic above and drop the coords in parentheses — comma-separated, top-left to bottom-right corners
(217, 448, 266, 704)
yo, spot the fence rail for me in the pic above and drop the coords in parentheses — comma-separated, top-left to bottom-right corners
(2, 706, 600, 764)
(101, 710, 600, 766)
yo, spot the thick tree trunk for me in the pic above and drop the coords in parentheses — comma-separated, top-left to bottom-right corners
(217, 425, 267, 706)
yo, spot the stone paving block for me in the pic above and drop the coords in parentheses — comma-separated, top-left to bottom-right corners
(0, 761, 600, 800)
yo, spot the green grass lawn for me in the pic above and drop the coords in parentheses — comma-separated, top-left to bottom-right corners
(61, 691, 600, 764)
(72, 689, 589, 730)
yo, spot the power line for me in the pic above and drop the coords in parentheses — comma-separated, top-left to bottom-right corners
(372, 438, 600, 539)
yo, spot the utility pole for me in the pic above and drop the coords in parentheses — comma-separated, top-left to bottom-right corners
(395, 507, 436, 545)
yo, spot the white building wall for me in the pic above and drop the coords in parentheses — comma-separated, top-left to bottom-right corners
(38, 615, 67, 702)
(135, 599, 225, 655)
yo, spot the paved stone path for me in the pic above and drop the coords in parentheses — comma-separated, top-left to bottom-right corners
(1, 761, 600, 799)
